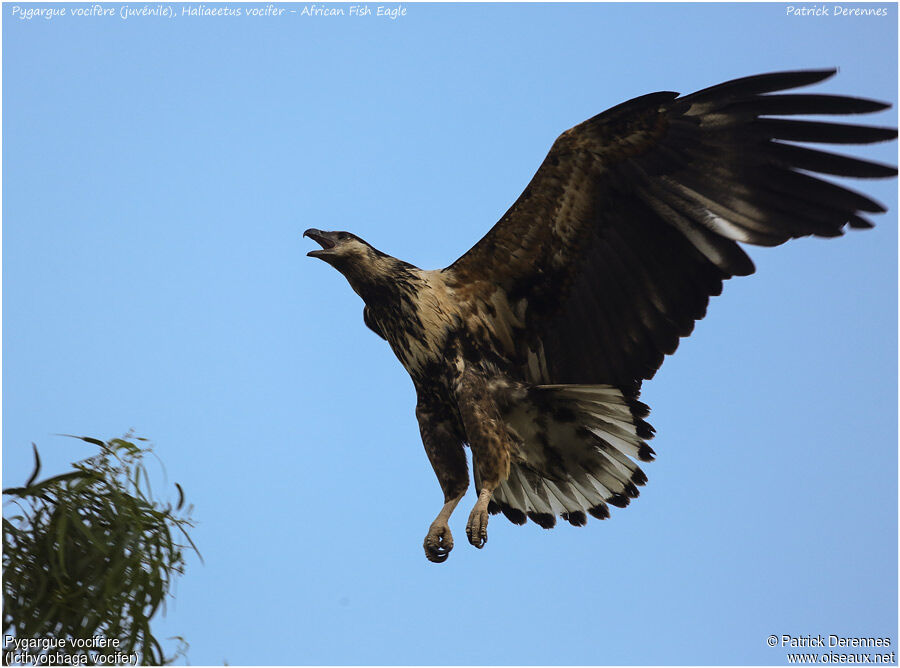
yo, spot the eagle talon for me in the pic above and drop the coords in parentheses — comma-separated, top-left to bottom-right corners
(424, 522, 454, 563)
(466, 506, 489, 549)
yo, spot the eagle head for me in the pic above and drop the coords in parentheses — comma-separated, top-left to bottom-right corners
(303, 229, 384, 275)
(302, 228, 370, 265)
(304, 228, 404, 299)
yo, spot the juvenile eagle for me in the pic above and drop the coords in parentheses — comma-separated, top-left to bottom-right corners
(305, 70, 896, 563)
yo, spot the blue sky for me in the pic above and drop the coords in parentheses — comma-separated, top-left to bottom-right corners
(3, 2, 897, 665)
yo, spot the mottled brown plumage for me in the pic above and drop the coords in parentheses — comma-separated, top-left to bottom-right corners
(305, 70, 896, 563)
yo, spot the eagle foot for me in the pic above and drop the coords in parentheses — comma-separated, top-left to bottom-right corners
(466, 505, 489, 549)
(423, 521, 454, 563)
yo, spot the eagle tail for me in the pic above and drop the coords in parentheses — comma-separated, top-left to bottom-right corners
(489, 382, 655, 529)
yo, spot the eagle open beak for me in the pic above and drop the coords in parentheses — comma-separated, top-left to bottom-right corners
(303, 228, 336, 258)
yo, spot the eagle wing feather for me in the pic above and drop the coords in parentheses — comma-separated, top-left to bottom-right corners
(445, 69, 897, 388)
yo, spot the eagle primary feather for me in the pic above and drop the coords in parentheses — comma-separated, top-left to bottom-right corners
(304, 69, 896, 563)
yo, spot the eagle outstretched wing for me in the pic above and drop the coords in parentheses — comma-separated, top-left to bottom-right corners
(446, 69, 897, 389)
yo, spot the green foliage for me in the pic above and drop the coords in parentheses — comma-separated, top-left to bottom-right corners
(3, 435, 199, 665)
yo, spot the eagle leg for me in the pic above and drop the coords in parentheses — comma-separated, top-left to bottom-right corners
(423, 494, 464, 563)
(465, 487, 495, 549)
(455, 368, 512, 550)
(415, 388, 469, 563)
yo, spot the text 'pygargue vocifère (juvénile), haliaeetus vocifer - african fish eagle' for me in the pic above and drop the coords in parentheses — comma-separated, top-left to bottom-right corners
(304, 70, 897, 563)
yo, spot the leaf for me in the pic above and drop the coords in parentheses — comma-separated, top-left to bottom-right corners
(109, 438, 141, 456)
(3, 471, 96, 497)
(175, 524, 204, 564)
(55, 433, 106, 447)
(26, 444, 41, 488)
